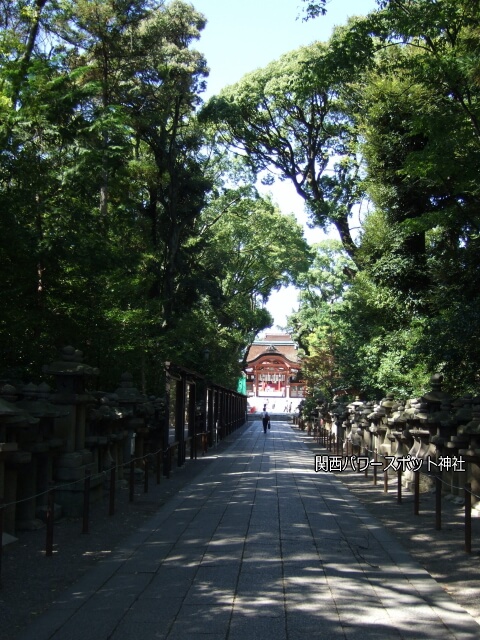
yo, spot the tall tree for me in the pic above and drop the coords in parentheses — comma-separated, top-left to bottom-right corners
(359, 0, 480, 391)
(158, 188, 312, 387)
(288, 240, 355, 398)
(360, 0, 480, 296)
(201, 27, 375, 267)
(119, 1, 210, 336)
(0, 0, 211, 386)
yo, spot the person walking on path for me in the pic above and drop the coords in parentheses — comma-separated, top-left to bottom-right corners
(262, 410, 271, 433)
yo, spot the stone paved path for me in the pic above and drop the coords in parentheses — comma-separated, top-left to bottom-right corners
(17, 420, 480, 639)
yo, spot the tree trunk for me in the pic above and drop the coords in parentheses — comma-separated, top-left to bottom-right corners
(12, 0, 48, 108)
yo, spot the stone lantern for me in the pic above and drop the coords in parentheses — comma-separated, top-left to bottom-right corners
(147, 396, 166, 460)
(43, 346, 100, 516)
(358, 401, 374, 453)
(347, 397, 365, 454)
(449, 396, 473, 451)
(457, 398, 480, 506)
(405, 397, 430, 460)
(43, 346, 99, 451)
(0, 384, 37, 536)
(388, 403, 408, 458)
(114, 373, 147, 473)
(14, 383, 68, 529)
(0, 392, 23, 540)
(367, 403, 387, 459)
(86, 392, 127, 483)
(378, 393, 398, 457)
(330, 397, 348, 449)
(422, 374, 454, 456)
(458, 399, 480, 440)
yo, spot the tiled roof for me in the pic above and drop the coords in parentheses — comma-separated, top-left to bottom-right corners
(256, 333, 293, 343)
(247, 343, 299, 364)
(245, 332, 300, 365)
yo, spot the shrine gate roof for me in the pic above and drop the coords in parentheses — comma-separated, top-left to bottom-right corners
(246, 333, 300, 365)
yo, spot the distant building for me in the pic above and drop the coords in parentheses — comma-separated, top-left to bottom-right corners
(244, 333, 305, 409)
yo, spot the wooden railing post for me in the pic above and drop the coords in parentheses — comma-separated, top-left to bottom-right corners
(82, 469, 91, 534)
(397, 467, 402, 504)
(0, 501, 4, 584)
(156, 450, 161, 484)
(435, 474, 442, 531)
(109, 467, 115, 516)
(129, 457, 135, 502)
(465, 482, 472, 553)
(414, 470, 420, 515)
(45, 488, 55, 557)
(144, 456, 149, 494)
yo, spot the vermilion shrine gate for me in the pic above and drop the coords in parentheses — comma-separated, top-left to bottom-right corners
(244, 333, 305, 410)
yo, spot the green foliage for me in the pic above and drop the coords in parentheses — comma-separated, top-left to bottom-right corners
(298, 0, 327, 21)
(3, 0, 480, 403)
(0, 0, 314, 392)
(178, 189, 312, 387)
(201, 26, 376, 263)
(284, 1, 480, 401)
(288, 240, 354, 399)
(340, 0, 480, 398)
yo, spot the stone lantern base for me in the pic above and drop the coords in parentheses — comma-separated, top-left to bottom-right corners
(53, 449, 103, 517)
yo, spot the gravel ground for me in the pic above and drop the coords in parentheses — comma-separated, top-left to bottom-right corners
(1, 422, 479, 639)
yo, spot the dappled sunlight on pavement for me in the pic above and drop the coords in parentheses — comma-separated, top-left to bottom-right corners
(15, 419, 480, 640)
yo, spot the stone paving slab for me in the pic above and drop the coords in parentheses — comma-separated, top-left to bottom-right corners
(16, 420, 480, 640)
